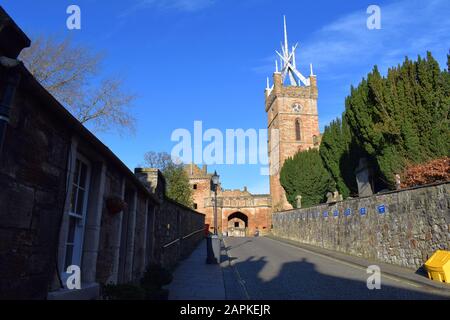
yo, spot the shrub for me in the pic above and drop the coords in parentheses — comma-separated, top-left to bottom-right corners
(100, 264, 173, 300)
(401, 157, 450, 188)
(145, 287, 170, 300)
(140, 263, 173, 290)
(140, 263, 173, 300)
(101, 283, 145, 300)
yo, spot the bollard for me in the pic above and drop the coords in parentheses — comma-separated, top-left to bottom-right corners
(205, 235, 217, 264)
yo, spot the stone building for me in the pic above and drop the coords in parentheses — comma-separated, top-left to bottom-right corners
(265, 17, 321, 211)
(185, 164, 272, 237)
(0, 7, 204, 300)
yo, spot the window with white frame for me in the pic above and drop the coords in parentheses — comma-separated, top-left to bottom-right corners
(64, 155, 91, 271)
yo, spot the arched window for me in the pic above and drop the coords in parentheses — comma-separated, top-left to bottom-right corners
(295, 119, 301, 141)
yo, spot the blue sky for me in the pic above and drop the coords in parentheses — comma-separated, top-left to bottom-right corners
(2, 0, 449, 194)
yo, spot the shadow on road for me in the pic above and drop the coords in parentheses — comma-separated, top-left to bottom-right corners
(230, 255, 449, 300)
(224, 239, 253, 251)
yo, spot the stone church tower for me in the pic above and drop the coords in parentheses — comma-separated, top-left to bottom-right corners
(265, 17, 320, 211)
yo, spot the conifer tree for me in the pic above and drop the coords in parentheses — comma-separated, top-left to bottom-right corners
(344, 52, 449, 187)
(319, 117, 361, 198)
(280, 149, 334, 208)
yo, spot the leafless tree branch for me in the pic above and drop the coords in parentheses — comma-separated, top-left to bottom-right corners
(20, 35, 136, 134)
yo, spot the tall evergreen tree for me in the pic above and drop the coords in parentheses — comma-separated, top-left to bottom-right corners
(344, 52, 450, 187)
(319, 117, 361, 198)
(280, 149, 334, 208)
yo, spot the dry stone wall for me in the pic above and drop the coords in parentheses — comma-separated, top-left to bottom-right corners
(272, 182, 450, 269)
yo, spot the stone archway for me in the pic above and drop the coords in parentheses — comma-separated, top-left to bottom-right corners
(227, 212, 248, 237)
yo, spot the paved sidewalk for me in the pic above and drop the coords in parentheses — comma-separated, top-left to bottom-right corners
(166, 239, 226, 300)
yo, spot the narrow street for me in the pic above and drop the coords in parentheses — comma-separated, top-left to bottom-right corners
(223, 237, 450, 300)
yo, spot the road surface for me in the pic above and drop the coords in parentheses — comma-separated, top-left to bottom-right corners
(223, 237, 450, 300)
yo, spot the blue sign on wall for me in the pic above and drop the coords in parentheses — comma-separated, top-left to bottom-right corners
(333, 210, 339, 217)
(323, 211, 329, 218)
(377, 204, 386, 214)
(344, 208, 351, 216)
(359, 207, 367, 215)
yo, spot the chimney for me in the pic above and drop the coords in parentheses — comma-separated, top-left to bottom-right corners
(134, 168, 165, 201)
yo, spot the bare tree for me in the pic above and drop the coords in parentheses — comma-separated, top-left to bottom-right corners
(20, 35, 136, 134)
(143, 151, 193, 207)
(144, 151, 174, 171)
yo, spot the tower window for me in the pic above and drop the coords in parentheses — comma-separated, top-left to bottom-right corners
(193, 184, 197, 190)
(193, 203, 198, 209)
(295, 119, 301, 141)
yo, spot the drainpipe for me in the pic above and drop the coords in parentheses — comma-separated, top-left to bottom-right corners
(0, 56, 21, 154)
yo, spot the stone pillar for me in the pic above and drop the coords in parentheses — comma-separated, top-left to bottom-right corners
(295, 195, 302, 209)
(309, 75, 318, 94)
(132, 196, 150, 280)
(123, 190, 137, 283)
(82, 162, 106, 283)
(146, 204, 157, 264)
(273, 72, 282, 94)
(107, 178, 126, 284)
(395, 174, 401, 190)
(141, 198, 149, 272)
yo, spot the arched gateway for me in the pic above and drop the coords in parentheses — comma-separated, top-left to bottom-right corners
(184, 163, 272, 237)
(227, 212, 248, 237)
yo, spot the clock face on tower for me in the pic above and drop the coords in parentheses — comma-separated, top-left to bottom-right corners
(292, 103, 302, 113)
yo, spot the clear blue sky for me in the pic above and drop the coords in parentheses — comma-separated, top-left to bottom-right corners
(3, 0, 449, 194)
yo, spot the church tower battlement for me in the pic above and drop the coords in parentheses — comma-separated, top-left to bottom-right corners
(265, 16, 321, 211)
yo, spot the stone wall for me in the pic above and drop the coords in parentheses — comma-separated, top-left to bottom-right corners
(0, 78, 70, 299)
(272, 182, 450, 269)
(136, 169, 205, 271)
(95, 169, 125, 285)
(0, 7, 205, 299)
(0, 78, 206, 298)
(157, 199, 205, 270)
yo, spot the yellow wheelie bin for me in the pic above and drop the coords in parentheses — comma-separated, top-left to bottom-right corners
(424, 250, 450, 284)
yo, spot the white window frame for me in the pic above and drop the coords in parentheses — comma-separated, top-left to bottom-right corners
(62, 153, 91, 284)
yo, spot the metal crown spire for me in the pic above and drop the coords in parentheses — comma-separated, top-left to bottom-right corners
(275, 16, 310, 87)
(266, 16, 312, 95)
(284, 15, 289, 59)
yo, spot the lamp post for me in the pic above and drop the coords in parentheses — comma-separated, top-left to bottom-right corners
(211, 171, 220, 235)
(206, 170, 220, 264)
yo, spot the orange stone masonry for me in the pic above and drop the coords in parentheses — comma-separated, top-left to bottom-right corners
(266, 72, 321, 211)
(185, 164, 272, 236)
